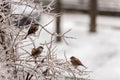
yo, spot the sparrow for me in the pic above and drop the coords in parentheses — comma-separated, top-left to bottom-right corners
(70, 56, 87, 68)
(31, 46, 43, 58)
(24, 20, 39, 39)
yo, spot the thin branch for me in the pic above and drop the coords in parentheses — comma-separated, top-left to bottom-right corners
(20, 47, 31, 56)
(29, 37, 36, 48)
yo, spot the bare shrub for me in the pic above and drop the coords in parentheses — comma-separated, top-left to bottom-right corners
(0, 0, 90, 80)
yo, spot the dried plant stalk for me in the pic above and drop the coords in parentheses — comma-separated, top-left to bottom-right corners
(0, 0, 90, 80)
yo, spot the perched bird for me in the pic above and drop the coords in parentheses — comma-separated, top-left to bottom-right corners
(31, 46, 43, 58)
(24, 20, 39, 39)
(70, 56, 87, 68)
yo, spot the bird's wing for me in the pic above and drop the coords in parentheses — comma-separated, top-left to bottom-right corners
(75, 58, 82, 65)
(31, 48, 36, 55)
(75, 58, 86, 67)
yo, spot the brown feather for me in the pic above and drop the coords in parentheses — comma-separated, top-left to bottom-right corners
(31, 46, 43, 58)
(70, 56, 86, 68)
(24, 22, 39, 39)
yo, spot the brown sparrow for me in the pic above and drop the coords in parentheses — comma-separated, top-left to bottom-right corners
(31, 46, 43, 58)
(70, 56, 87, 68)
(24, 20, 39, 39)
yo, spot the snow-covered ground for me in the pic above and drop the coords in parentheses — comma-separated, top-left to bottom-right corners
(39, 13, 120, 80)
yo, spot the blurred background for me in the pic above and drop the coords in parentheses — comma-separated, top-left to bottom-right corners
(38, 0, 120, 80)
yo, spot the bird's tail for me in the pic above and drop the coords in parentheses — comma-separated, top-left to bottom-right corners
(82, 64, 87, 69)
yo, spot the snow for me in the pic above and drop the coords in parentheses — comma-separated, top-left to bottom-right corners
(40, 13, 120, 80)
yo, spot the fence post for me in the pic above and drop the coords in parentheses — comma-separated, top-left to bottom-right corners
(55, 0, 61, 42)
(89, 0, 97, 32)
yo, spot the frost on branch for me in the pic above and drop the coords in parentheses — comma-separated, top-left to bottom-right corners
(0, 0, 90, 80)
